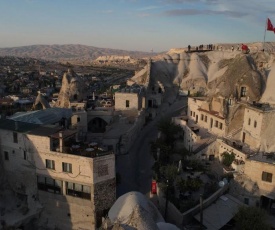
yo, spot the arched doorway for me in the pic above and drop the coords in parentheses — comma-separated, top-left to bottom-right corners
(88, 117, 108, 133)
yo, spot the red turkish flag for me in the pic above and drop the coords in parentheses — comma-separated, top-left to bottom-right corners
(267, 18, 274, 31)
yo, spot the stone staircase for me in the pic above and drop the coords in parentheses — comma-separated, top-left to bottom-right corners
(193, 135, 217, 154)
(224, 127, 242, 139)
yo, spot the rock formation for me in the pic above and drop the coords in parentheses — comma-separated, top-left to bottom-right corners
(55, 69, 86, 108)
(130, 48, 275, 103)
(32, 91, 50, 110)
(260, 62, 275, 105)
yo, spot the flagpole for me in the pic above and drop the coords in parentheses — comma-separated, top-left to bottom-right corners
(263, 18, 267, 52)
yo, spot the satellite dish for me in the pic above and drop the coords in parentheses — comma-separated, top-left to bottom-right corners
(219, 181, 225, 187)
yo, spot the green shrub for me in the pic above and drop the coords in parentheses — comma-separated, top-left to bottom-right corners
(222, 152, 235, 167)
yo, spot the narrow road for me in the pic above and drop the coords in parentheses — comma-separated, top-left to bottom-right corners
(116, 97, 187, 197)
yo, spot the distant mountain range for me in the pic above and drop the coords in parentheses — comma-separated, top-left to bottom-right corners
(0, 44, 155, 62)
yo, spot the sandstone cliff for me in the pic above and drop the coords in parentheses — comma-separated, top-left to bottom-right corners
(131, 44, 275, 104)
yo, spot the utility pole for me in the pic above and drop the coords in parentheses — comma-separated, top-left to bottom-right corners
(200, 194, 204, 229)
(164, 179, 169, 221)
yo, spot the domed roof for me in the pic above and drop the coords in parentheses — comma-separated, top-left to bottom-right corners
(108, 191, 164, 224)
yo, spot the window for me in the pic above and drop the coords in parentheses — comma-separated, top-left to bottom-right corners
(77, 117, 80, 123)
(193, 112, 195, 118)
(262, 171, 272, 183)
(204, 116, 208, 122)
(46, 159, 55, 170)
(126, 100, 130, 108)
(240, 87, 247, 97)
(23, 151, 27, 160)
(201, 114, 204, 121)
(4, 151, 9, 161)
(158, 87, 162, 93)
(215, 120, 218, 128)
(244, 198, 249, 205)
(66, 182, 91, 200)
(248, 118, 251, 125)
(190, 111, 193, 116)
(219, 122, 223, 130)
(254, 121, 257, 128)
(37, 175, 62, 194)
(13, 132, 18, 143)
(62, 162, 72, 173)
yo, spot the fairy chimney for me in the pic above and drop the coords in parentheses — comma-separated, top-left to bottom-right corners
(55, 69, 86, 108)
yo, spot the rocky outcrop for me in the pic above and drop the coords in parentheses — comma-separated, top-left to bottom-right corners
(33, 92, 50, 110)
(260, 62, 275, 105)
(95, 55, 136, 63)
(55, 69, 86, 108)
(130, 48, 275, 103)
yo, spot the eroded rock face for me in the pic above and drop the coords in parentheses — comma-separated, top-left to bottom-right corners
(55, 69, 86, 108)
(131, 50, 275, 102)
(261, 62, 275, 105)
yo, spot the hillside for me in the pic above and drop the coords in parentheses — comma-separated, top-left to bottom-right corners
(130, 42, 275, 103)
(0, 44, 154, 62)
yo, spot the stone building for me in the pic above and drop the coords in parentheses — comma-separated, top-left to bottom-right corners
(244, 157, 275, 206)
(242, 103, 275, 152)
(115, 90, 143, 111)
(126, 60, 165, 119)
(173, 78, 275, 211)
(0, 115, 116, 229)
(187, 97, 226, 137)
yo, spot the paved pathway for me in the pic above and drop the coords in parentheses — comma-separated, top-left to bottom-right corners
(116, 96, 187, 197)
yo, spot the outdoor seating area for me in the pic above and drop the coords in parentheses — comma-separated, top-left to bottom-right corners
(52, 136, 111, 158)
(68, 141, 110, 158)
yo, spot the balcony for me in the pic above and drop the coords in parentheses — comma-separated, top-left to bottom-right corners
(50, 130, 112, 158)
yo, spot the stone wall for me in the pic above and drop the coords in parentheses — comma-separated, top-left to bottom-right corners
(37, 191, 95, 230)
(156, 182, 229, 226)
(115, 92, 142, 111)
(244, 159, 275, 198)
(93, 178, 116, 227)
(93, 178, 116, 212)
(242, 107, 263, 148)
(0, 130, 37, 195)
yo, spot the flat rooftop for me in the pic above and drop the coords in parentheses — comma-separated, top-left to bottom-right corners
(194, 194, 243, 230)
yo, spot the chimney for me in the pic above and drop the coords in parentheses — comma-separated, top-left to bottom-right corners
(59, 131, 64, 152)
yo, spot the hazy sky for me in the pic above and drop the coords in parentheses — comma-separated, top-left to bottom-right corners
(1, 0, 275, 52)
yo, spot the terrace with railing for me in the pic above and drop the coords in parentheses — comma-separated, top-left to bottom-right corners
(50, 130, 112, 158)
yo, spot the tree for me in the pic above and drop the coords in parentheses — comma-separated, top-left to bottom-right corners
(222, 151, 235, 167)
(234, 206, 270, 230)
(176, 177, 187, 192)
(160, 165, 178, 182)
(186, 178, 203, 191)
(157, 118, 182, 147)
(150, 139, 172, 163)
